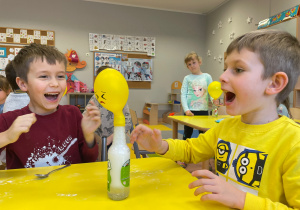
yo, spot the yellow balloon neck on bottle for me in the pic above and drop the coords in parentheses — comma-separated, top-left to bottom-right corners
(114, 111, 125, 126)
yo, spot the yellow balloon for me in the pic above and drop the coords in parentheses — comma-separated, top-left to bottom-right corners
(94, 68, 129, 126)
(208, 81, 223, 100)
(63, 87, 67, 96)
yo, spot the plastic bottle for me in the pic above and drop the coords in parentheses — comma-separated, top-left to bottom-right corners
(213, 105, 218, 118)
(107, 126, 130, 200)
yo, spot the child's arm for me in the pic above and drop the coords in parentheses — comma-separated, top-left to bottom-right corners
(189, 170, 246, 209)
(181, 76, 190, 114)
(81, 101, 101, 148)
(130, 124, 168, 155)
(0, 113, 36, 148)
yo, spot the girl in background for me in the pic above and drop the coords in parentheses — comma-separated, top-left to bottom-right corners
(0, 75, 11, 114)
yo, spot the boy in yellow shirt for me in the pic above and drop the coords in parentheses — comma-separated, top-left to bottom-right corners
(131, 30, 300, 209)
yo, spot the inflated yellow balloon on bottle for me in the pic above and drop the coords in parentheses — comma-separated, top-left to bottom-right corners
(208, 81, 223, 100)
(94, 68, 129, 126)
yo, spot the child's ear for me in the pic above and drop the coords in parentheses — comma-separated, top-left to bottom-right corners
(265, 72, 288, 95)
(16, 77, 28, 91)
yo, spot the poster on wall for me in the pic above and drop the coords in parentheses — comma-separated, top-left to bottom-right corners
(94, 52, 122, 76)
(94, 52, 153, 82)
(121, 58, 153, 81)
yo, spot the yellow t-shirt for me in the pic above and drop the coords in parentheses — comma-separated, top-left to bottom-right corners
(163, 115, 300, 209)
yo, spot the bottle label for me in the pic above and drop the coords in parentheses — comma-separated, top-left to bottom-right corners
(121, 159, 130, 187)
(107, 160, 112, 192)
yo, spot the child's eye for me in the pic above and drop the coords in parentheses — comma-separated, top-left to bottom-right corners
(39, 75, 48, 78)
(58, 75, 65, 79)
(235, 68, 244, 73)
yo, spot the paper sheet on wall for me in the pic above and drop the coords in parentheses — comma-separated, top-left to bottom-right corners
(89, 33, 155, 56)
(0, 58, 8, 70)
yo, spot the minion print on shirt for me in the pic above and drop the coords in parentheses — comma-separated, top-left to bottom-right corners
(215, 139, 268, 195)
(216, 140, 232, 174)
(232, 149, 267, 188)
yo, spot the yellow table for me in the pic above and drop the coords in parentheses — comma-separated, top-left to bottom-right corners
(168, 115, 230, 139)
(0, 157, 230, 210)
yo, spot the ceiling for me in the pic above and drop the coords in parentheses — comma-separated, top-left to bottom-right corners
(84, 0, 230, 15)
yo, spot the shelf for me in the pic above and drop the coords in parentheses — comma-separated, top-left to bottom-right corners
(143, 109, 150, 115)
(68, 93, 94, 113)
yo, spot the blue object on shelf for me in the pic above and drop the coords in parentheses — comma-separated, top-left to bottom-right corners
(174, 100, 181, 104)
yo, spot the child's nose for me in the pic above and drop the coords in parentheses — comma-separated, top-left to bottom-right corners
(219, 70, 228, 83)
(50, 78, 59, 86)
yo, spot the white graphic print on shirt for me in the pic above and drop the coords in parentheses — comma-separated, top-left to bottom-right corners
(25, 136, 77, 168)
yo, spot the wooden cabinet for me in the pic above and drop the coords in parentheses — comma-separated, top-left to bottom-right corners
(168, 92, 182, 113)
(67, 93, 94, 113)
(143, 103, 159, 125)
(142, 81, 183, 125)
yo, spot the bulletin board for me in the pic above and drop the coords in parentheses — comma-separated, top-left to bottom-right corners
(0, 44, 23, 71)
(94, 51, 152, 89)
(0, 27, 55, 46)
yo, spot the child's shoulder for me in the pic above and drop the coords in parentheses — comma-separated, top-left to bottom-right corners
(0, 106, 30, 124)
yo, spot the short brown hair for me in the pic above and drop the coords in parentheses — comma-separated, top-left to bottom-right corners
(184, 51, 202, 65)
(5, 62, 19, 91)
(226, 29, 300, 107)
(13, 43, 67, 82)
(96, 65, 111, 76)
(0, 75, 11, 94)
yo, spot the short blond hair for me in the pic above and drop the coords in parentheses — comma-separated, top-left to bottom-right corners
(184, 51, 202, 65)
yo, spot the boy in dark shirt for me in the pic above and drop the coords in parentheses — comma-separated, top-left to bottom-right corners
(0, 43, 100, 169)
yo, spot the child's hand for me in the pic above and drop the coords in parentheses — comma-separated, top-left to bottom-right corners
(7, 113, 36, 144)
(188, 170, 246, 209)
(130, 124, 168, 154)
(82, 101, 101, 145)
(185, 110, 194, 116)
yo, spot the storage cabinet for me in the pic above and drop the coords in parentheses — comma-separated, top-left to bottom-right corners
(142, 81, 183, 125)
(67, 93, 94, 113)
(142, 103, 159, 125)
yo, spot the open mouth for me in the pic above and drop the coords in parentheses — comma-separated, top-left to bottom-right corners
(225, 91, 236, 103)
(44, 93, 59, 101)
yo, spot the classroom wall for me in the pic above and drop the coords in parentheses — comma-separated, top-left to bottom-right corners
(205, 0, 300, 103)
(0, 0, 207, 118)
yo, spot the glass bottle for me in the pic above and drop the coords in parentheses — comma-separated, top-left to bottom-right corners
(107, 126, 130, 200)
